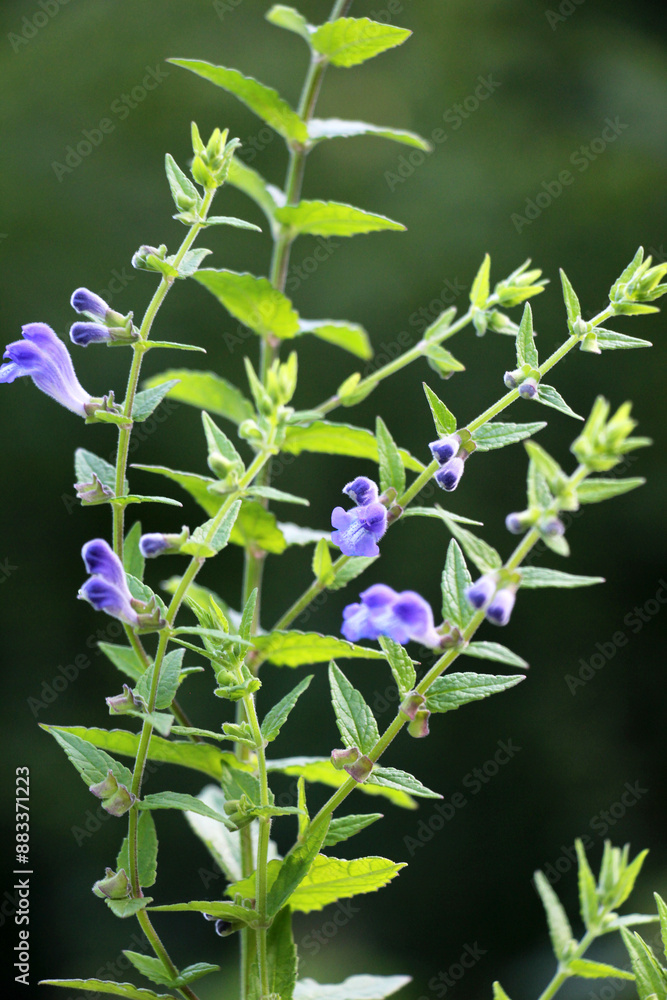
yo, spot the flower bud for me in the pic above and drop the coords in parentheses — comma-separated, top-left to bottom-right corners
(344, 754, 373, 783)
(400, 692, 426, 721)
(238, 419, 263, 442)
(434, 457, 465, 492)
(505, 510, 533, 534)
(486, 588, 516, 626)
(131, 244, 167, 271)
(465, 574, 496, 610)
(106, 684, 142, 715)
(407, 708, 431, 739)
(89, 769, 136, 816)
(92, 867, 132, 900)
(75, 475, 115, 505)
(331, 747, 360, 771)
(540, 516, 565, 537)
(518, 377, 538, 399)
(504, 369, 521, 389)
(429, 435, 460, 465)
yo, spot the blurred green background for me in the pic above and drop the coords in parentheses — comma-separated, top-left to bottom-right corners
(1, 1, 666, 997)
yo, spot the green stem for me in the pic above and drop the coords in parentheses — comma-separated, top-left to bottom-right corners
(535, 928, 598, 1000)
(134, 910, 202, 1000)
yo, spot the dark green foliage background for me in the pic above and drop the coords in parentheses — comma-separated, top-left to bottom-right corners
(1, 1, 666, 998)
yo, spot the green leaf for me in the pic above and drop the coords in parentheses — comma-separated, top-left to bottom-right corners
(244, 486, 308, 507)
(423, 383, 456, 437)
(516, 302, 538, 368)
(131, 380, 182, 422)
(402, 507, 483, 526)
(40, 981, 172, 1000)
(367, 766, 441, 800)
(139, 791, 233, 827)
(524, 441, 566, 493)
(266, 756, 419, 809)
(275, 200, 405, 238)
(441, 539, 475, 630)
(595, 328, 652, 350)
(255, 907, 299, 1000)
(520, 567, 605, 589)
(165, 153, 200, 211)
(536, 384, 583, 420)
(169, 59, 308, 142)
(472, 421, 546, 452)
(492, 985, 513, 1000)
(230, 502, 287, 555)
(287, 854, 405, 912)
(283, 421, 424, 472)
(312, 538, 336, 586)
(437, 515, 502, 574)
(560, 269, 582, 326)
(42, 726, 132, 787)
(423, 306, 457, 341)
(262, 675, 313, 742)
(143, 340, 207, 353)
(376, 416, 406, 494)
(123, 522, 145, 582)
(533, 870, 575, 960)
(567, 959, 634, 980)
(613, 849, 649, 909)
(106, 897, 153, 918)
(424, 342, 465, 376)
(98, 643, 144, 682)
(266, 4, 311, 40)
(203, 215, 262, 232)
(124, 953, 219, 989)
(294, 975, 411, 1000)
(463, 642, 529, 670)
(181, 500, 242, 559)
(620, 928, 667, 999)
(575, 838, 599, 930)
(299, 319, 373, 360)
(329, 555, 378, 591)
(426, 673, 524, 714)
(171, 247, 212, 279)
(266, 818, 331, 917)
(117, 811, 158, 889)
(655, 893, 667, 963)
(185, 786, 278, 883)
(227, 159, 279, 235)
(308, 117, 431, 151)
(279, 523, 329, 547)
(324, 813, 384, 848)
(135, 649, 184, 710)
(379, 636, 416, 698)
(149, 900, 254, 923)
(132, 464, 219, 516)
(329, 661, 379, 754)
(527, 459, 553, 510)
(111, 494, 183, 509)
(142, 370, 253, 424)
(470, 253, 491, 308)
(195, 269, 300, 340)
(311, 17, 410, 67)
(75, 447, 124, 494)
(577, 478, 645, 504)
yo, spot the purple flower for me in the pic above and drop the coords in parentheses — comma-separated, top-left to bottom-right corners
(71, 288, 111, 321)
(343, 476, 379, 506)
(435, 456, 465, 492)
(429, 435, 460, 464)
(70, 322, 114, 347)
(0, 323, 93, 416)
(465, 574, 496, 609)
(139, 533, 170, 558)
(331, 501, 387, 557)
(486, 588, 516, 626)
(518, 378, 538, 399)
(342, 584, 442, 648)
(505, 512, 528, 534)
(79, 539, 139, 626)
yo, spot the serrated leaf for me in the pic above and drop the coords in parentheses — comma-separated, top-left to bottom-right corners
(534, 870, 575, 960)
(527, 459, 553, 510)
(577, 478, 645, 504)
(324, 813, 384, 847)
(276, 200, 405, 238)
(472, 421, 546, 452)
(287, 855, 405, 912)
(367, 766, 441, 800)
(595, 329, 652, 350)
(283, 421, 424, 471)
(294, 975, 411, 1000)
(438, 516, 502, 574)
(195, 269, 300, 340)
(520, 567, 604, 588)
(536, 384, 583, 420)
(75, 447, 123, 494)
(613, 849, 650, 909)
(560, 269, 582, 326)
(266, 756, 418, 809)
(470, 253, 491, 308)
(255, 907, 298, 1000)
(172, 247, 212, 279)
(40, 981, 172, 1000)
(620, 929, 667, 999)
(169, 59, 308, 142)
(441, 539, 475, 630)
(329, 661, 380, 753)
(376, 416, 405, 494)
(42, 726, 132, 787)
(99, 643, 144, 682)
(402, 507, 483, 526)
(134, 648, 184, 710)
(279, 523, 329, 547)
(576, 838, 599, 930)
(106, 897, 153, 918)
(524, 440, 566, 491)
(133, 464, 219, 516)
(423, 383, 456, 437)
(424, 342, 465, 376)
(516, 302, 538, 368)
(143, 340, 207, 353)
(262, 675, 313, 742)
(124, 953, 220, 989)
(655, 893, 667, 963)
(463, 642, 529, 670)
(330, 555, 378, 591)
(112, 494, 182, 509)
(139, 791, 233, 827)
(567, 959, 634, 980)
(311, 17, 410, 67)
(379, 636, 416, 698)
(117, 811, 158, 889)
(603, 913, 661, 934)
(299, 319, 373, 360)
(426, 673, 524, 714)
(308, 117, 431, 151)
(231, 502, 287, 555)
(181, 500, 242, 559)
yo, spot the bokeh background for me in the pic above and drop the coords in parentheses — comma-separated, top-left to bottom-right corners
(1, 1, 666, 997)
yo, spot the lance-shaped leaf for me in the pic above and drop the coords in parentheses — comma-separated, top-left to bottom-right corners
(324, 813, 384, 848)
(470, 253, 491, 308)
(376, 416, 406, 494)
(298, 319, 373, 360)
(283, 421, 424, 471)
(135, 648, 185, 710)
(308, 117, 431, 151)
(285, 854, 405, 912)
(142, 370, 253, 424)
(195, 269, 300, 339)
(294, 975, 411, 1000)
(560, 269, 582, 327)
(275, 200, 405, 238)
(138, 791, 234, 827)
(330, 555, 378, 591)
(438, 515, 502, 574)
(262, 675, 313, 742)
(424, 342, 465, 376)
(254, 631, 385, 667)
(39, 982, 173, 1000)
(367, 766, 441, 800)
(266, 756, 419, 809)
(149, 900, 255, 923)
(379, 636, 416, 698)
(266, 4, 311, 41)
(99, 642, 144, 682)
(312, 538, 336, 586)
(42, 726, 132, 787)
(471, 421, 546, 452)
(620, 928, 667, 998)
(171, 247, 213, 279)
(536, 384, 583, 420)
(165, 153, 200, 210)
(576, 478, 646, 504)
(576, 838, 599, 930)
(311, 17, 410, 67)
(441, 539, 475, 630)
(595, 329, 652, 350)
(266, 818, 331, 916)
(533, 870, 575, 960)
(516, 302, 538, 368)
(463, 642, 529, 670)
(132, 465, 219, 516)
(257, 907, 299, 1000)
(520, 567, 604, 589)
(123, 953, 219, 990)
(124, 522, 145, 582)
(116, 811, 158, 889)
(131, 379, 180, 422)
(423, 383, 456, 437)
(169, 59, 308, 142)
(426, 673, 524, 714)
(566, 959, 634, 981)
(655, 892, 667, 960)
(329, 661, 380, 753)
(180, 500, 242, 559)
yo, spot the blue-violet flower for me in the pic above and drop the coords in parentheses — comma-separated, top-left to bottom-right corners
(139, 533, 171, 558)
(342, 476, 379, 506)
(70, 322, 114, 347)
(342, 584, 442, 648)
(486, 587, 516, 626)
(71, 288, 112, 321)
(429, 435, 460, 465)
(435, 456, 465, 492)
(465, 574, 497, 609)
(79, 539, 139, 626)
(0, 323, 94, 416)
(331, 481, 387, 557)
